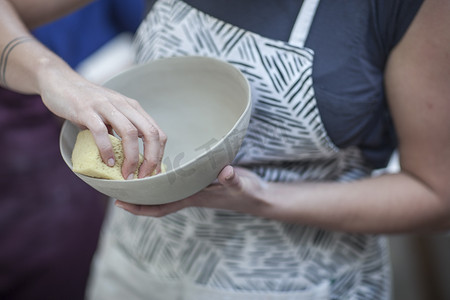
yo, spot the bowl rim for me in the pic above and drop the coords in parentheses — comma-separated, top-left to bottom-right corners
(59, 56, 251, 183)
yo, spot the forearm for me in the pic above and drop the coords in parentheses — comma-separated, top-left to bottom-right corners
(261, 172, 450, 234)
(7, 0, 92, 28)
(0, 0, 81, 94)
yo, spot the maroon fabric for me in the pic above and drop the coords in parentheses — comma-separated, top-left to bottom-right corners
(0, 88, 106, 300)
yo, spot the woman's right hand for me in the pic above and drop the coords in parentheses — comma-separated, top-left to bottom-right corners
(39, 66, 167, 180)
(1, 0, 166, 179)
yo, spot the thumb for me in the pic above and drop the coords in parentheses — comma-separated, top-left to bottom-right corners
(218, 165, 241, 190)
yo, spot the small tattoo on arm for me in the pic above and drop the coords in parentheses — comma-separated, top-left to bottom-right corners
(0, 36, 33, 88)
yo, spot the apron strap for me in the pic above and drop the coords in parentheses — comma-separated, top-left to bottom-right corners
(288, 0, 321, 48)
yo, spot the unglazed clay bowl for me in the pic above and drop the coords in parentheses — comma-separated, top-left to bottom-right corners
(60, 56, 251, 205)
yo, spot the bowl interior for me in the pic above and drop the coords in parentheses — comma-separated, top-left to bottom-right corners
(102, 57, 249, 168)
(60, 56, 250, 203)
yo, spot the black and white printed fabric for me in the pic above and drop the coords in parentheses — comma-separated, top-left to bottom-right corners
(100, 0, 391, 299)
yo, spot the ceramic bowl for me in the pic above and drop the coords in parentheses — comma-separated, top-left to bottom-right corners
(60, 56, 251, 205)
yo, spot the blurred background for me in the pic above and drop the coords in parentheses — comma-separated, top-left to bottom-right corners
(2, 1, 450, 299)
(390, 233, 450, 300)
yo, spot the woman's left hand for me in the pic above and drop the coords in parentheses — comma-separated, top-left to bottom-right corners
(115, 165, 270, 217)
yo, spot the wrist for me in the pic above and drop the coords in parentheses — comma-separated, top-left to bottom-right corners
(35, 52, 76, 94)
(258, 181, 312, 225)
(254, 181, 288, 220)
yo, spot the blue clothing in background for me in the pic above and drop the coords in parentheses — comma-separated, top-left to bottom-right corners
(33, 0, 145, 68)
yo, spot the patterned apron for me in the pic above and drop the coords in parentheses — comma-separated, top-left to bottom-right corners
(89, 0, 391, 299)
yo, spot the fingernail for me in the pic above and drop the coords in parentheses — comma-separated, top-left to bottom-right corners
(107, 158, 115, 167)
(115, 202, 124, 209)
(127, 173, 135, 180)
(225, 168, 234, 180)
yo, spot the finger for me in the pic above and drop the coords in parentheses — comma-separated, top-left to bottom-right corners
(110, 97, 166, 178)
(100, 106, 140, 179)
(127, 99, 168, 174)
(86, 116, 115, 167)
(134, 115, 167, 177)
(156, 131, 168, 174)
(138, 125, 162, 178)
(218, 165, 242, 190)
(115, 199, 187, 217)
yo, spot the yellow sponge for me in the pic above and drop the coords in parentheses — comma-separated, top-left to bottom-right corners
(72, 130, 147, 180)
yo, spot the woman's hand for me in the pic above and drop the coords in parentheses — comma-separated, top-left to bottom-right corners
(0, 0, 166, 179)
(39, 67, 167, 179)
(115, 165, 270, 217)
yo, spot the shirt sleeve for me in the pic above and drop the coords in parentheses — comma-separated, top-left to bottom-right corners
(375, 0, 423, 55)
